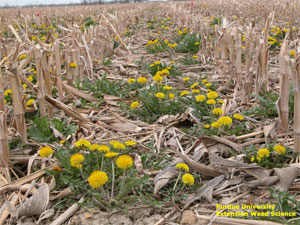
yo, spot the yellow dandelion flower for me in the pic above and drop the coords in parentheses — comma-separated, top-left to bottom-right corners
(218, 100, 225, 104)
(218, 116, 232, 126)
(155, 92, 165, 99)
(26, 99, 35, 106)
(125, 140, 136, 146)
(19, 54, 27, 60)
(131, 101, 139, 109)
(70, 153, 84, 167)
(194, 42, 200, 46)
(211, 121, 221, 128)
(97, 145, 110, 152)
(190, 83, 199, 89)
(273, 145, 286, 155)
(212, 108, 223, 116)
(110, 140, 118, 145)
(257, 148, 270, 158)
(250, 157, 255, 162)
(170, 61, 175, 64)
(196, 95, 206, 102)
(183, 77, 190, 82)
(128, 78, 136, 84)
(290, 50, 295, 57)
(176, 163, 189, 172)
(182, 173, 194, 186)
(39, 146, 53, 157)
(161, 69, 170, 76)
(153, 74, 163, 83)
(180, 91, 189, 96)
(163, 86, 172, 90)
(69, 62, 78, 68)
(192, 89, 200, 94)
(154, 61, 161, 65)
(257, 156, 262, 162)
(207, 91, 218, 99)
(202, 79, 207, 84)
(88, 170, 108, 188)
(169, 93, 175, 99)
(206, 99, 216, 105)
(116, 155, 133, 169)
(205, 83, 212, 87)
(192, 55, 198, 59)
(23, 84, 27, 89)
(59, 140, 65, 144)
(75, 139, 91, 149)
(4, 89, 12, 96)
(137, 77, 147, 84)
(204, 124, 210, 129)
(233, 114, 244, 120)
(113, 142, 126, 150)
(27, 76, 33, 82)
(89, 144, 100, 151)
(105, 151, 119, 158)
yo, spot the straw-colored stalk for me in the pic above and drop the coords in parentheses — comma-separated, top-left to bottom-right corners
(214, 26, 220, 61)
(255, 37, 263, 97)
(65, 50, 73, 86)
(34, 47, 46, 117)
(16, 48, 33, 74)
(294, 49, 300, 153)
(260, 15, 271, 91)
(41, 51, 54, 119)
(102, 14, 132, 55)
(8, 70, 27, 142)
(235, 28, 242, 87)
(0, 64, 11, 182)
(54, 41, 64, 100)
(72, 49, 79, 81)
(243, 23, 253, 103)
(277, 37, 289, 133)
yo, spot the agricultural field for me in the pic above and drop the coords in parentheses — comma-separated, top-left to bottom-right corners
(0, 0, 300, 224)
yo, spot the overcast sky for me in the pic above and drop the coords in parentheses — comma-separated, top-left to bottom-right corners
(0, 0, 82, 6)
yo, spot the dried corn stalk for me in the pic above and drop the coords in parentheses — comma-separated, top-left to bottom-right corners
(34, 46, 47, 117)
(8, 69, 27, 142)
(260, 14, 271, 92)
(54, 41, 64, 100)
(243, 23, 253, 103)
(277, 36, 289, 133)
(0, 65, 10, 182)
(294, 48, 300, 152)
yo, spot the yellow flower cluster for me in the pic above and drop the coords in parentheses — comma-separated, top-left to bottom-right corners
(70, 153, 84, 168)
(182, 173, 194, 186)
(131, 101, 139, 109)
(39, 146, 53, 157)
(176, 163, 189, 172)
(116, 155, 133, 169)
(155, 92, 165, 99)
(88, 170, 108, 188)
(273, 145, 286, 155)
(75, 139, 91, 149)
(137, 77, 147, 84)
(4, 89, 12, 96)
(257, 148, 270, 158)
(128, 78, 136, 84)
